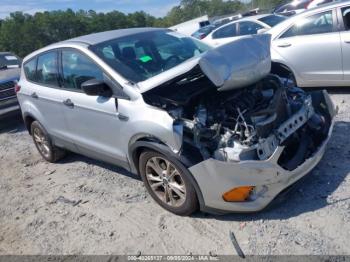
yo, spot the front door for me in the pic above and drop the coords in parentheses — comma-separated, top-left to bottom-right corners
(272, 9, 343, 86)
(59, 48, 127, 166)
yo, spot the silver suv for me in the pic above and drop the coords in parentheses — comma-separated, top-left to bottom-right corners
(17, 28, 335, 215)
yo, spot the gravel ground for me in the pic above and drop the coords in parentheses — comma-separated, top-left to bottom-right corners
(0, 91, 349, 255)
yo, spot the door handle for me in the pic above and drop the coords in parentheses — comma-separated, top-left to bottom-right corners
(30, 92, 38, 99)
(63, 99, 74, 108)
(116, 112, 129, 121)
(278, 43, 292, 47)
(344, 40, 350, 44)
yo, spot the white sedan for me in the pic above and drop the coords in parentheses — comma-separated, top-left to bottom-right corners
(269, 0, 350, 87)
(203, 14, 287, 47)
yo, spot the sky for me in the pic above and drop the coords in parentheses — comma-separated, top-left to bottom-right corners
(0, 0, 182, 19)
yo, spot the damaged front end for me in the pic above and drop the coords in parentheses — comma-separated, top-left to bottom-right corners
(142, 34, 336, 213)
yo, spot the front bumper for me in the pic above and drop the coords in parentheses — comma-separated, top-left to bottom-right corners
(189, 91, 336, 213)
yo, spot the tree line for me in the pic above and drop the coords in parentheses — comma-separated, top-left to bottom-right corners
(0, 0, 284, 58)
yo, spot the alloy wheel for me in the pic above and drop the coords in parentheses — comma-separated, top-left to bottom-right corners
(33, 127, 50, 158)
(145, 156, 186, 207)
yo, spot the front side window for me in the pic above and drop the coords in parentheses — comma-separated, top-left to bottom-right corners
(24, 58, 37, 82)
(342, 6, 350, 30)
(238, 21, 264, 36)
(36, 52, 59, 87)
(90, 30, 211, 82)
(62, 50, 103, 90)
(212, 24, 237, 39)
(281, 11, 334, 38)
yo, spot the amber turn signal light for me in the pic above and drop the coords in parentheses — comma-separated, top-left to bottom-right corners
(222, 186, 255, 202)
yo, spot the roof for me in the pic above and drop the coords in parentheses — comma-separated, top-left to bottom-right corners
(268, 0, 350, 37)
(63, 27, 166, 46)
(239, 14, 271, 21)
(306, 0, 349, 12)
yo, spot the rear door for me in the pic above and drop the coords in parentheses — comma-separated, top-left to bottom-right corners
(338, 5, 350, 81)
(58, 48, 127, 166)
(272, 9, 342, 86)
(21, 51, 73, 149)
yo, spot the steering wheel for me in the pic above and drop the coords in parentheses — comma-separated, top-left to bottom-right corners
(164, 55, 181, 69)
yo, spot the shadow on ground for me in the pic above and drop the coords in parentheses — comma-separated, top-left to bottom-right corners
(0, 113, 24, 134)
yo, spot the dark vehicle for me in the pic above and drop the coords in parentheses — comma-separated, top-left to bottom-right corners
(0, 52, 21, 117)
(191, 25, 217, 39)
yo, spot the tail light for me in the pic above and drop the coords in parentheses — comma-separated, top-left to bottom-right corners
(14, 83, 21, 93)
(199, 34, 206, 39)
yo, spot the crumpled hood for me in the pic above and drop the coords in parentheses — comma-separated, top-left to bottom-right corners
(138, 34, 271, 93)
(199, 34, 271, 91)
(0, 68, 20, 83)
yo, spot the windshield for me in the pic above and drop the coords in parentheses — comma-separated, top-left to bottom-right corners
(90, 30, 212, 83)
(259, 15, 287, 27)
(0, 53, 20, 68)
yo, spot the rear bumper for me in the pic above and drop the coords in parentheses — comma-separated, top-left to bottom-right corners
(189, 90, 336, 213)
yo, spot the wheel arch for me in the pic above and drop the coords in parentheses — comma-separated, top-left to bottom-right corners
(271, 61, 299, 85)
(23, 113, 37, 135)
(128, 137, 206, 211)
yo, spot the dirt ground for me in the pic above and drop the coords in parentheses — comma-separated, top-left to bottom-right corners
(0, 90, 349, 255)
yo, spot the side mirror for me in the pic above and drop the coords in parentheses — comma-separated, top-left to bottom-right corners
(81, 79, 113, 97)
(257, 28, 269, 34)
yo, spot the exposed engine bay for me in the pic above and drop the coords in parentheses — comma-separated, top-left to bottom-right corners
(143, 68, 331, 171)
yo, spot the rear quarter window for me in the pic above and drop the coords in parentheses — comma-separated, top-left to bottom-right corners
(23, 58, 37, 82)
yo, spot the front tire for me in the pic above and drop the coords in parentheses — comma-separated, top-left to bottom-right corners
(139, 150, 198, 216)
(31, 121, 66, 163)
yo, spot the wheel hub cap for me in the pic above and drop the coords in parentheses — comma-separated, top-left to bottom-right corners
(145, 156, 186, 207)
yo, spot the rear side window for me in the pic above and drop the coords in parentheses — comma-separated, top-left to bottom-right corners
(36, 52, 59, 87)
(62, 50, 103, 90)
(212, 24, 237, 39)
(238, 21, 264, 36)
(281, 11, 334, 38)
(23, 59, 37, 82)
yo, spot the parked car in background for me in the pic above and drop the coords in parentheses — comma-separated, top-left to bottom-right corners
(0, 52, 21, 117)
(307, 0, 337, 8)
(191, 24, 217, 39)
(17, 28, 335, 215)
(169, 15, 210, 36)
(274, 0, 337, 16)
(269, 0, 350, 87)
(273, 0, 314, 16)
(212, 14, 242, 28)
(203, 14, 287, 46)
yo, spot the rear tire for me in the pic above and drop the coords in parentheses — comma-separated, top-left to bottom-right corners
(31, 121, 66, 163)
(139, 150, 198, 216)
